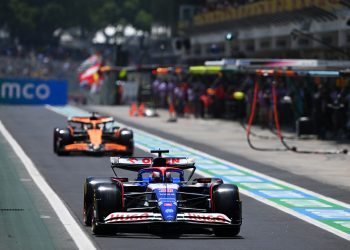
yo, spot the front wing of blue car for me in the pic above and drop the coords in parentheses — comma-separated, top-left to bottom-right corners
(101, 212, 239, 228)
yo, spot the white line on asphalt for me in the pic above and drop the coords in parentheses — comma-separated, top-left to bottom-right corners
(0, 121, 96, 250)
(46, 105, 350, 241)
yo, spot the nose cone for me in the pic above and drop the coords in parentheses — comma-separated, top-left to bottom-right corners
(154, 187, 177, 221)
(159, 201, 177, 221)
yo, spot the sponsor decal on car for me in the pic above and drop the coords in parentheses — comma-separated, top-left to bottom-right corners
(180, 213, 231, 224)
(105, 212, 163, 223)
(126, 157, 153, 164)
(105, 212, 149, 221)
(159, 188, 173, 192)
(116, 157, 191, 165)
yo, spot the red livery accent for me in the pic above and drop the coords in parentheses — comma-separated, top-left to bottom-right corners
(160, 188, 173, 192)
(210, 183, 215, 212)
(185, 213, 228, 223)
(128, 157, 137, 163)
(111, 178, 125, 210)
(166, 158, 180, 164)
(142, 158, 152, 164)
(107, 212, 150, 222)
(127, 157, 152, 164)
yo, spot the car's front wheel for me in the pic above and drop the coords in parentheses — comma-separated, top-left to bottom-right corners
(212, 184, 242, 237)
(53, 128, 60, 153)
(91, 183, 123, 235)
(84, 178, 114, 226)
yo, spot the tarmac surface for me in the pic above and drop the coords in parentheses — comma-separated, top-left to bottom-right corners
(0, 105, 349, 250)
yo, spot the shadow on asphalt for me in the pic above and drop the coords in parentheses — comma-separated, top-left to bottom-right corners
(95, 233, 244, 240)
(94, 228, 244, 240)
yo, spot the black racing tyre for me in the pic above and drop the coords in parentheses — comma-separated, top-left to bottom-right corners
(120, 129, 133, 143)
(60, 128, 73, 145)
(113, 128, 134, 156)
(83, 178, 94, 226)
(83, 178, 113, 226)
(53, 128, 60, 153)
(55, 128, 72, 156)
(91, 213, 107, 235)
(57, 150, 70, 156)
(125, 139, 134, 156)
(92, 182, 123, 235)
(212, 184, 242, 237)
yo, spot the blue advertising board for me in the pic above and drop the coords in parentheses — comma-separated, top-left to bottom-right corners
(0, 78, 67, 105)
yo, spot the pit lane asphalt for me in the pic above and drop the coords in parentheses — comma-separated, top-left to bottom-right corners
(0, 106, 349, 250)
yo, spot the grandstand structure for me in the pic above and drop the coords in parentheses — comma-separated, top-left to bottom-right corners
(177, 0, 350, 64)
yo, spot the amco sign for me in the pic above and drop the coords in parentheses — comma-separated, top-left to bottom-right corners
(0, 79, 67, 105)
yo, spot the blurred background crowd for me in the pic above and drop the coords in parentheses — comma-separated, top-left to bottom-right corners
(1, 0, 350, 139)
(0, 45, 82, 84)
(150, 71, 350, 139)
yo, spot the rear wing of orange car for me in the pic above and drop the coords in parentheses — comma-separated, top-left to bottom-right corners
(68, 116, 114, 124)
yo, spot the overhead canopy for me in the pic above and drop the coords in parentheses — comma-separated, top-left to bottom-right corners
(204, 58, 350, 71)
(255, 69, 341, 77)
(195, 58, 350, 77)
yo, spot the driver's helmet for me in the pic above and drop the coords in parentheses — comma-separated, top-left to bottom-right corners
(165, 172, 172, 183)
(150, 171, 161, 183)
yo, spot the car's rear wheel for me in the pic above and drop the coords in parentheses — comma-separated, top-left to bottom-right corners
(125, 139, 134, 156)
(120, 130, 134, 156)
(212, 184, 242, 237)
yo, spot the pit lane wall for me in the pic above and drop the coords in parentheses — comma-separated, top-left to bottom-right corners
(0, 78, 67, 105)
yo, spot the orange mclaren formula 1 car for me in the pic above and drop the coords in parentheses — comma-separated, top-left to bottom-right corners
(53, 113, 134, 156)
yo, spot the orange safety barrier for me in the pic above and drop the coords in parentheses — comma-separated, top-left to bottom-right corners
(183, 103, 191, 117)
(129, 102, 137, 116)
(138, 103, 145, 117)
(168, 102, 177, 122)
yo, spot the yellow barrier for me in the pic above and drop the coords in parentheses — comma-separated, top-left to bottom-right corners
(189, 66, 222, 74)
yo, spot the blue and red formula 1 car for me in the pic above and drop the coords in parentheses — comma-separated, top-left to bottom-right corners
(84, 149, 242, 237)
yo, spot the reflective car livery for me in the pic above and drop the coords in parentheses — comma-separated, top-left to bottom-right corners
(84, 149, 242, 236)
